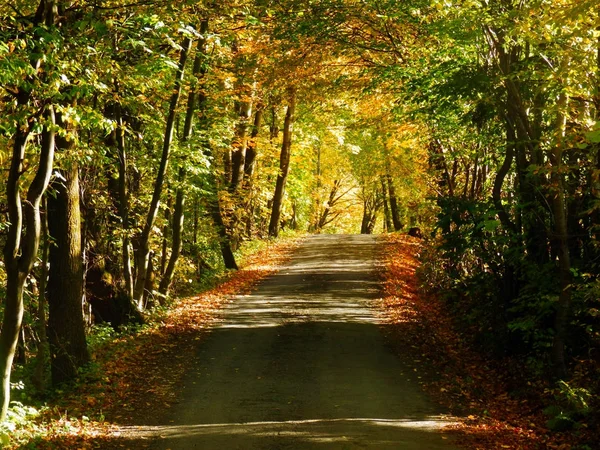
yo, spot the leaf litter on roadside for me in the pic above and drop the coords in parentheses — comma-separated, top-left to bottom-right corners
(378, 233, 593, 450)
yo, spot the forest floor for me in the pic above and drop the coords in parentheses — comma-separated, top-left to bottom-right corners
(8, 233, 595, 449)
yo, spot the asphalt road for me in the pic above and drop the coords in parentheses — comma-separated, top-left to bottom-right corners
(139, 234, 459, 449)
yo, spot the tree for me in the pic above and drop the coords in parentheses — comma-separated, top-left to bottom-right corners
(0, 0, 59, 420)
(133, 35, 192, 307)
(269, 87, 297, 237)
(159, 20, 210, 296)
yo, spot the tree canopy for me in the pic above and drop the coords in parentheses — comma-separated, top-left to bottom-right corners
(1, 0, 599, 440)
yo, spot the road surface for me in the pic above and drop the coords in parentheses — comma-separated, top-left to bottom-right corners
(131, 234, 460, 449)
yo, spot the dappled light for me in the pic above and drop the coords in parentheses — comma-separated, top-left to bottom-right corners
(217, 235, 381, 328)
(112, 416, 457, 448)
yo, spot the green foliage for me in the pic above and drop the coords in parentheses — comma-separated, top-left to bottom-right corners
(86, 324, 116, 352)
(544, 380, 593, 431)
(0, 401, 41, 447)
(425, 195, 567, 362)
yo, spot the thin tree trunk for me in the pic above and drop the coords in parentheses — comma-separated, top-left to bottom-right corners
(133, 37, 192, 307)
(384, 151, 402, 231)
(210, 194, 238, 269)
(493, 123, 516, 233)
(230, 94, 253, 191)
(463, 162, 470, 198)
(381, 176, 392, 232)
(159, 186, 185, 295)
(270, 106, 279, 140)
(116, 111, 134, 299)
(241, 106, 264, 237)
(361, 189, 373, 234)
(32, 197, 50, 393)
(244, 106, 263, 178)
(269, 87, 297, 237)
(550, 88, 572, 379)
(159, 22, 209, 295)
(470, 153, 479, 199)
(309, 146, 323, 232)
(361, 203, 369, 234)
(317, 180, 340, 230)
(160, 196, 172, 276)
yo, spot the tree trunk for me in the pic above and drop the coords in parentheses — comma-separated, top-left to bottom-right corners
(387, 178, 402, 231)
(550, 89, 572, 379)
(380, 176, 392, 232)
(210, 195, 239, 270)
(244, 106, 263, 178)
(116, 110, 134, 299)
(385, 152, 402, 231)
(160, 195, 172, 276)
(0, 4, 59, 411)
(361, 198, 371, 234)
(47, 164, 90, 386)
(158, 180, 185, 296)
(269, 88, 297, 237)
(133, 37, 191, 307)
(317, 180, 341, 230)
(0, 107, 55, 420)
(493, 123, 516, 233)
(230, 95, 253, 191)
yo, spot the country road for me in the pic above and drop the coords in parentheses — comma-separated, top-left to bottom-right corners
(125, 234, 460, 449)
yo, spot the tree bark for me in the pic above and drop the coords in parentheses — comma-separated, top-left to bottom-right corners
(133, 37, 192, 307)
(160, 195, 172, 276)
(210, 195, 239, 270)
(380, 176, 392, 232)
(317, 180, 343, 230)
(116, 109, 134, 299)
(550, 89, 572, 379)
(0, 0, 62, 415)
(240, 107, 264, 238)
(158, 181, 185, 296)
(269, 87, 297, 237)
(230, 93, 253, 191)
(361, 200, 371, 234)
(47, 163, 90, 386)
(493, 123, 517, 233)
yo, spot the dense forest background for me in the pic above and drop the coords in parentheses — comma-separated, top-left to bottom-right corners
(0, 0, 599, 441)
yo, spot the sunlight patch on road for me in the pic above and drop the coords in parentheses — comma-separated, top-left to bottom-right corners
(211, 234, 383, 329)
(215, 298, 381, 328)
(112, 416, 458, 441)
